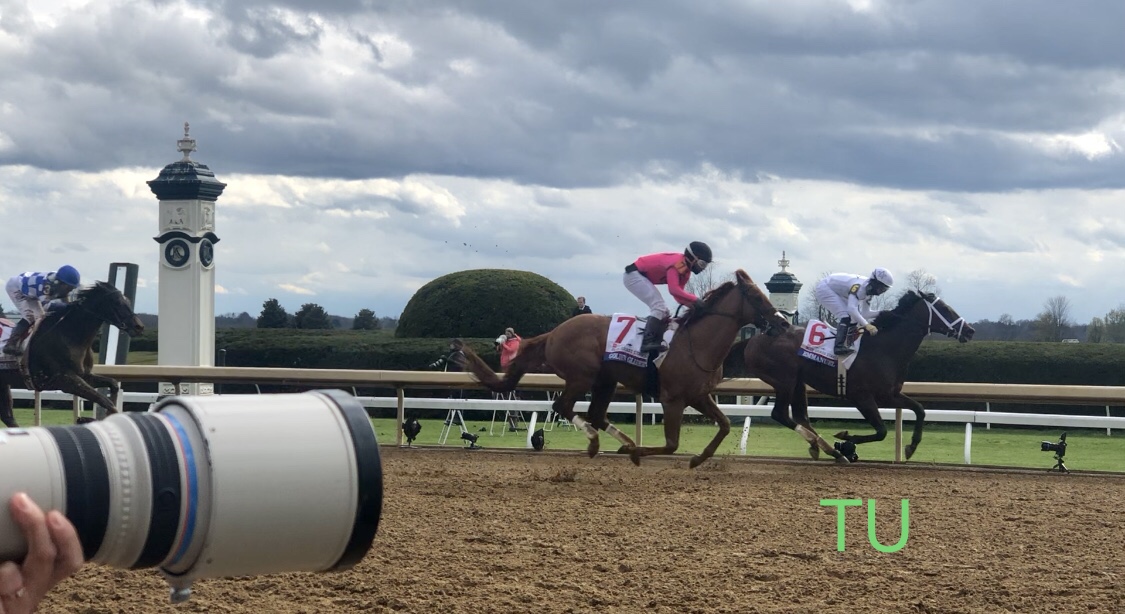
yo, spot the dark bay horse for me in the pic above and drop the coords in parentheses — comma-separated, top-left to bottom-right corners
(458, 269, 791, 467)
(1, 281, 145, 426)
(740, 290, 974, 462)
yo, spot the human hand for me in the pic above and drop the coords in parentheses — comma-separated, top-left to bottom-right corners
(0, 493, 84, 614)
(863, 323, 878, 336)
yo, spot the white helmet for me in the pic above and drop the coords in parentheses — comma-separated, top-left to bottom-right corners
(871, 267, 894, 287)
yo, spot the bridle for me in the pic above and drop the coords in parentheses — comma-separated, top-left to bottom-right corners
(923, 296, 967, 339)
(682, 280, 786, 373)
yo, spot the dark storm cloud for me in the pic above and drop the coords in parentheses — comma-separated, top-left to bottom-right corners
(0, 0, 1122, 192)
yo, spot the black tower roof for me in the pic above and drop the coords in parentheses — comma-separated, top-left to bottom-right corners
(147, 122, 226, 202)
(765, 251, 802, 294)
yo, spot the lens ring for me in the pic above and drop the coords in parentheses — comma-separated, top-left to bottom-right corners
(126, 414, 182, 569)
(314, 390, 383, 571)
(46, 426, 110, 560)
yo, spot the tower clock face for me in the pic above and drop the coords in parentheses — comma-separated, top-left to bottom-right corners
(164, 238, 191, 268)
(199, 239, 214, 268)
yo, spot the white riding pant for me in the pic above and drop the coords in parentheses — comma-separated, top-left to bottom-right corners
(623, 271, 669, 319)
(814, 280, 850, 325)
(5, 277, 43, 323)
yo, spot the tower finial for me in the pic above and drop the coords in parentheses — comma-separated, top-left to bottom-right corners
(778, 250, 790, 272)
(177, 122, 197, 161)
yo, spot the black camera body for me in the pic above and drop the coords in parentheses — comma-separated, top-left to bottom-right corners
(1040, 432, 1067, 457)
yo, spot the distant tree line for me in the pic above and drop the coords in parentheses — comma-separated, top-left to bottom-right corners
(256, 299, 393, 330)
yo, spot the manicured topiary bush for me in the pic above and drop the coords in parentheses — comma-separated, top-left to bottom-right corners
(395, 269, 573, 339)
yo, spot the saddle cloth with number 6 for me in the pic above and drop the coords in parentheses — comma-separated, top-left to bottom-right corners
(798, 319, 861, 370)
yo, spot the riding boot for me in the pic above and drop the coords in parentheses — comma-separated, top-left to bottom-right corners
(2, 319, 30, 356)
(833, 318, 855, 356)
(639, 316, 667, 353)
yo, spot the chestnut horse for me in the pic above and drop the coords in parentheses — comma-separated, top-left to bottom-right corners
(1, 281, 145, 427)
(458, 269, 791, 467)
(738, 290, 974, 462)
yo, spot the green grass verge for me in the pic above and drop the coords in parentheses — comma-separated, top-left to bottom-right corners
(14, 411, 1121, 473)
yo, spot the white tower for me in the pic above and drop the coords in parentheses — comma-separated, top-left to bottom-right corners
(765, 251, 802, 324)
(147, 123, 226, 396)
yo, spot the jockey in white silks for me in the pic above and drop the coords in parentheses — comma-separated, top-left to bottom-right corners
(813, 267, 894, 356)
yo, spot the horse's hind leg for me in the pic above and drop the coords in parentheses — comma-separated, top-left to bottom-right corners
(584, 372, 637, 456)
(687, 394, 729, 469)
(893, 393, 925, 460)
(790, 377, 843, 462)
(550, 384, 603, 458)
(0, 385, 17, 428)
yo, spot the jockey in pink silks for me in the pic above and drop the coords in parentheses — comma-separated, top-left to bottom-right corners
(623, 241, 712, 353)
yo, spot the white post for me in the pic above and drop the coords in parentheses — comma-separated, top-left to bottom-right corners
(739, 417, 751, 454)
(526, 412, 539, 449)
(985, 401, 991, 430)
(635, 395, 643, 445)
(72, 396, 82, 423)
(894, 407, 903, 463)
(1107, 406, 1112, 436)
(33, 390, 42, 426)
(963, 423, 972, 465)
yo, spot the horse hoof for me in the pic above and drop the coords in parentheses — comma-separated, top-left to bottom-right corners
(615, 445, 632, 454)
(807, 444, 820, 460)
(904, 444, 916, 460)
(76, 417, 96, 425)
(833, 431, 849, 440)
(834, 455, 851, 465)
(689, 455, 704, 469)
(629, 451, 642, 467)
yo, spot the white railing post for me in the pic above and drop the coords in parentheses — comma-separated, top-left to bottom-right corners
(395, 387, 404, 447)
(1108, 406, 1112, 437)
(894, 407, 903, 463)
(34, 390, 42, 426)
(985, 401, 991, 430)
(739, 417, 751, 455)
(526, 412, 538, 449)
(964, 423, 972, 465)
(634, 395, 643, 445)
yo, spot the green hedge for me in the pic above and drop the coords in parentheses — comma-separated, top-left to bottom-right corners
(909, 341, 1125, 386)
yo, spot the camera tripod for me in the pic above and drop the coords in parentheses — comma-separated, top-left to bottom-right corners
(1047, 452, 1070, 474)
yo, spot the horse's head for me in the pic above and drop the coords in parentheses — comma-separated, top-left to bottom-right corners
(732, 270, 791, 335)
(890, 291, 974, 342)
(72, 281, 145, 337)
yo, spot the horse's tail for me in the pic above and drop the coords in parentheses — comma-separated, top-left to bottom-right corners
(461, 335, 549, 394)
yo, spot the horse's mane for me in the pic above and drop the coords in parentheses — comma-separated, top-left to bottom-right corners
(872, 290, 935, 331)
(680, 280, 738, 328)
(39, 281, 119, 327)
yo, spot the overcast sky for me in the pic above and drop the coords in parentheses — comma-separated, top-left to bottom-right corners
(2, 0, 1123, 326)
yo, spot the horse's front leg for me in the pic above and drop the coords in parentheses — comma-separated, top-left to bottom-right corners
(892, 392, 925, 460)
(629, 399, 684, 464)
(80, 373, 121, 415)
(686, 394, 729, 469)
(834, 392, 888, 448)
(51, 373, 118, 418)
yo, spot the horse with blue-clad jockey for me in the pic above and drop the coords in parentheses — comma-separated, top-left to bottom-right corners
(1, 266, 144, 427)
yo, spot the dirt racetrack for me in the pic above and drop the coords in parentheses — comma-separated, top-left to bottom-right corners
(40, 448, 1125, 614)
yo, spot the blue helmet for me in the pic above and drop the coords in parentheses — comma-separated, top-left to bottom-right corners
(55, 265, 80, 287)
